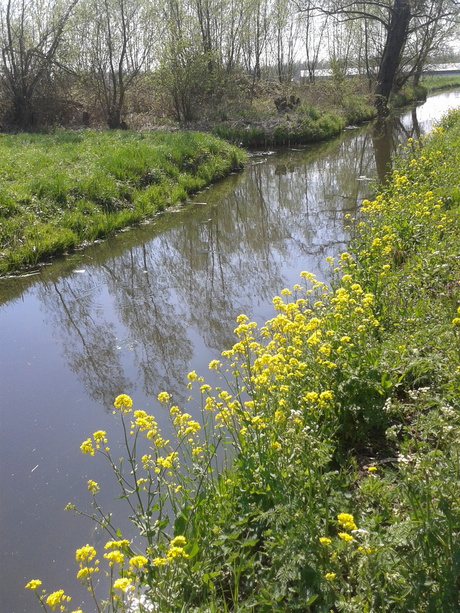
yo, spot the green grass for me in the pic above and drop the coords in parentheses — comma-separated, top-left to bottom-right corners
(212, 107, 352, 147)
(0, 129, 245, 276)
(421, 73, 460, 92)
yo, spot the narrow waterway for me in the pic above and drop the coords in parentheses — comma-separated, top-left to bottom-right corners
(1, 90, 459, 612)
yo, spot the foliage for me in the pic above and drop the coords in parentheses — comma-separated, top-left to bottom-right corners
(0, 130, 245, 276)
(1, 0, 458, 129)
(26, 110, 460, 611)
(390, 84, 428, 109)
(212, 107, 347, 147)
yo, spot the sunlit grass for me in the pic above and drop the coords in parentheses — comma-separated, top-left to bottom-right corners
(0, 130, 245, 276)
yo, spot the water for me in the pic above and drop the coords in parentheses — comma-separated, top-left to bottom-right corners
(1, 90, 459, 612)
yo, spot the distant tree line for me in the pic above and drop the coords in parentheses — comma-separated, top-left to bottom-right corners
(0, 0, 459, 130)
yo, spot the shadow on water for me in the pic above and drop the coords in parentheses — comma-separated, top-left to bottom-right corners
(1, 90, 459, 613)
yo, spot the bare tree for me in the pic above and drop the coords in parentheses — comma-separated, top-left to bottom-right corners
(401, 0, 458, 88)
(301, 3, 329, 83)
(0, 0, 79, 128)
(74, 0, 157, 129)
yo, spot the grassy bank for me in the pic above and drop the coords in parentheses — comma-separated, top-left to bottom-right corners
(27, 111, 460, 612)
(0, 130, 245, 276)
(422, 73, 460, 92)
(392, 74, 460, 109)
(210, 82, 376, 148)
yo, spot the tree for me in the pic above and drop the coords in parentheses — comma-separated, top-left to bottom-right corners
(301, 2, 329, 83)
(400, 0, 458, 88)
(73, 0, 157, 129)
(241, 0, 271, 82)
(0, 0, 79, 128)
(271, 0, 301, 83)
(306, 0, 460, 113)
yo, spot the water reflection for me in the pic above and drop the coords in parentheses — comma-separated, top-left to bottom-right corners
(32, 135, 375, 407)
(1, 90, 458, 613)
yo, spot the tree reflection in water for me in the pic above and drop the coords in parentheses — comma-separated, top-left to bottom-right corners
(34, 132, 376, 409)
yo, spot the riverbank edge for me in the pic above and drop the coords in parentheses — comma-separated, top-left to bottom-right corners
(208, 76, 460, 148)
(0, 131, 246, 277)
(186, 109, 459, 610)
(42, 109, 460, 612)
(166, 108, 460, 610)
(3, 80, 458, 278)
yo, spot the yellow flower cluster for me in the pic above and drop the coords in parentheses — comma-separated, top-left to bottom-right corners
(113, 394, 133, 413)
(129, 555, 148, 570)
(80, 430, 109, 456)
(337, 513, 357, 531)
(156, 451, 179, 471)
(46, 589, 72, 610)
(338, 532, 354, 542)
(152, 535, 189, 566)
(75, 544, 99, 582)
(103, 550, 124, 566)
(105, 539, 130, 549)
(113, 577, 133, 591)
(87, 479, 99, 493)
(75, 544, 97, 562)
(157, 391, 171, 403)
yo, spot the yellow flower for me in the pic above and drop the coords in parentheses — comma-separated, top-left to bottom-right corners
(337, 513, 357, 531)
(76, 545, 97, 562)
(113, 394, 133, 412)
(92, 430, 107, 442)
(80, 438, 94, 456)
(167, 546, 189, 561)
(113, 578, 133, 591)
(104, 539, 130, 549)
(367, 466, 378, 472)
(170, 535, 187, 547)
(152, 557, 167, 566)
(87, 480, 99, 493)
(129, 555, 148, 570)
(358, 546, 372, 554)
(319, 537, 332, 546)
(187, 370, 197, 381)
(25, 579, 42, 590)
(338, 532, 354, 542)
(325, 572, 336, 581)
(46, 589, 69, 610)
(104, 550, 124, 565)
(76, 566, 98, 579)
(157, 391, 171, 403)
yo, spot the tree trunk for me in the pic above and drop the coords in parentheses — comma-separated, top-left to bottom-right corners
(374, 0, 411, 114)
(11, 93, 36, 128)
